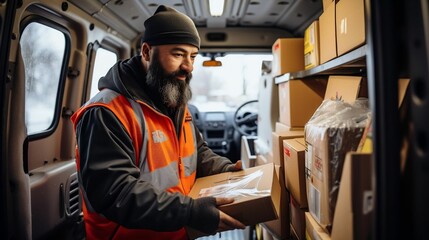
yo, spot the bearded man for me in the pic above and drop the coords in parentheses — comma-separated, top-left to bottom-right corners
(71, 5, 244, 240)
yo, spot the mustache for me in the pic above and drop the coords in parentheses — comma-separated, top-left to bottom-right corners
(169, 69, 192, 81)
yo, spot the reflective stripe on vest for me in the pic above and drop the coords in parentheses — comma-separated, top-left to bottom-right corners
(76, 89, 198, 191)
(129, 99, 178, 190)
(182, 123, 197, 177)
(127, 98, 148, 169)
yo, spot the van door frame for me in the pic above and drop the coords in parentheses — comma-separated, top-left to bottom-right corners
(0, 0, 18, 237)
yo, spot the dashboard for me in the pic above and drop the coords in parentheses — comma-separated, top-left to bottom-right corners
(188, 105, 240, 161)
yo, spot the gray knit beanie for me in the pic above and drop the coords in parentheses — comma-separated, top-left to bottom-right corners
(142, 5, 200, 49)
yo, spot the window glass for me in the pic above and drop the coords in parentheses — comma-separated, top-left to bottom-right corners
(20, 22, 66, 134)
(90, 48, 117, 98)
(190, 54, 273, 112)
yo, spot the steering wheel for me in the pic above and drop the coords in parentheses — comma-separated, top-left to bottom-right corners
(233, 100, 258, 136)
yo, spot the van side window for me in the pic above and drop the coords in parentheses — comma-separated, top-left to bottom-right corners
(20, 22, 67, 135)
(90, 48, 117, 98)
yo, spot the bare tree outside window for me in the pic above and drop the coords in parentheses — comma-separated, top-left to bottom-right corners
(20, 22, 66, 134)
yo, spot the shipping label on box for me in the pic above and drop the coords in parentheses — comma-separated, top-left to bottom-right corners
(304, 20, 320, 70)
(305, 132, 325, 225)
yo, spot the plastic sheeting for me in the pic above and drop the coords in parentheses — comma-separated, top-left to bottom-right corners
(305, 98, 371, 230)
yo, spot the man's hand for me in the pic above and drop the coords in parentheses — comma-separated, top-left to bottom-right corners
(215, 198, 246, 232)
(233, 160, 242, 171)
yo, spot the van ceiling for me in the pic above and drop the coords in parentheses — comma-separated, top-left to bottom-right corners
(68, 0, 322, 41)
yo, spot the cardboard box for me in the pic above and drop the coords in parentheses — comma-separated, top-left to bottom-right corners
(322, 0, 334, 10)
(324, 75, 366, 103)
(398, 78, 410, 172)
(290, 195, 307, 240)
(188, 163, 281, 238)
(304, 20, 320, 70)
(272, 131, 304, 167)
(319, 1, 337, 64)
(272, 38, 304, 77)
(255, 147, 291, 239)
(283, 137, 307, 208)
(305, 121, 366, 232)
(275, 121, 304, 134)
(336, 0, 366, 56)
(398, 78, 410, 107)
(278, 78, 327, 127)
(305, 212, 331, 240)
(358, 79, 409, 154)
(260, 165, 291, 239)
(331, 152, 373, 240)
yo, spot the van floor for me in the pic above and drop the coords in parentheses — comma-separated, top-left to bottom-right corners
(196, 226, 255, 240)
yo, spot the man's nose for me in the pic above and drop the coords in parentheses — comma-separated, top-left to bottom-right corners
(181, 57, 193, 72)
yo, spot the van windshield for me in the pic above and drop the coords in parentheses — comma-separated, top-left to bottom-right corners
(190, 53, 273, 112)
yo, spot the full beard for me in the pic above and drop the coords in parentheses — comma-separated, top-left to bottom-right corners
(146, 52, 192, 109)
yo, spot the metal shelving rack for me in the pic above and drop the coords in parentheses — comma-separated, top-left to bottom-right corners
(274, 44, 367, 84)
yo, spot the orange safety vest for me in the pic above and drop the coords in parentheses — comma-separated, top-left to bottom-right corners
(71, 89, 198, 240)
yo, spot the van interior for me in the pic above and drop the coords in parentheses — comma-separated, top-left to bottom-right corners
(1, 0, 428, 239)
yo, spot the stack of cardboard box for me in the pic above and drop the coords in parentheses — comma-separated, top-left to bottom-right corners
(256, 36, 327, 239)
(273, 41, 328, 240)
(259, 129, 304, 239)
(256, 0, 373, 234)
(319, 0, 366, 65)
(305, 0, 366, 70)
(283, 137, 307, 239)
(252, 37, 308, 239)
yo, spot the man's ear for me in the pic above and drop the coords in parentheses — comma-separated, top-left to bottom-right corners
(141, 43, 151, 61)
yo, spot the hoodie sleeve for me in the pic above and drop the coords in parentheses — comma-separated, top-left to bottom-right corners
(194, 124, 237, 178)
(75, 106, 220, 233)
